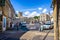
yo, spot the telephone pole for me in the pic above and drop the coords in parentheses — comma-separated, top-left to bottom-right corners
(53, 0, 59, 40)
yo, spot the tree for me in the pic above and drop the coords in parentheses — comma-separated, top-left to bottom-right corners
(34, 16, 40, 19)
(15, 14, 18, 17)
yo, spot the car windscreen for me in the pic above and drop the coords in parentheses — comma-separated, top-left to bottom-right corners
(22, 23, 26, 24)
(44, 24, 51, 25)
(45, 21, 51, 25)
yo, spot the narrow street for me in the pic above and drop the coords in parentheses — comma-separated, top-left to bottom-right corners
(0, 0, 60, 40)
(0, 23, 54, 40)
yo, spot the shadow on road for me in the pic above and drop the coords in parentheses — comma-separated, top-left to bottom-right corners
(0, 26, 29, 40)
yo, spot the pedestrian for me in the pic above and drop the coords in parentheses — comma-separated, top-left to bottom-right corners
(16, 22, 19, 31)
(40, 22, 43, 31)
(12, 23, 14, 28)
(19, 22, 22, 28)
(10, 22, 12, 28)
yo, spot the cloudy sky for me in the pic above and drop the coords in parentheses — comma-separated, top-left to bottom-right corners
(10, 0, 53, 17)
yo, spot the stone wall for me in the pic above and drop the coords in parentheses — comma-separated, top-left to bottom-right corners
(0, 0, 15, 31)
(59, 8, 60, 29)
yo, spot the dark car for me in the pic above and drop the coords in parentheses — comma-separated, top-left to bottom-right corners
(19, 22, 29, 31)
(21, 22, 26, 27)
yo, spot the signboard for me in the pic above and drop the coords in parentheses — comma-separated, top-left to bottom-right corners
(2, 16, 6, 31)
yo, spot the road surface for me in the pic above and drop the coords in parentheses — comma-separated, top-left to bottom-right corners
(0, 26, 28, 40)
(0, 23, 54, 40)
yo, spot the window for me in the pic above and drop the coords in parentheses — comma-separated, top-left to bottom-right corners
(0, 15, 2, 21)
(0, 11, 2, 21)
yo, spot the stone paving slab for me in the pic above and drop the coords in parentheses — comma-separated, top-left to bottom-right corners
(45, 36, 54, 40)
(20, 31, 54, 40)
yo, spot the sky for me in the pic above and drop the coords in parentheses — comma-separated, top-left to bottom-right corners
(10, 0, 53, 17)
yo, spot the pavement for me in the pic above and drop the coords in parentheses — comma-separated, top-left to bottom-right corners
(20, 29, 54, 40)
(0, 26, 29, 40)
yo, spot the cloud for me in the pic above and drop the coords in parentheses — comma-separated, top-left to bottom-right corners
(16, 11, 19, 14)
(42, 9, 47, 13)
(28, 11, 39, 17)
(38, 8, 42, 10)
(50, 10, 53, 13)
(23, 8, 53, 17)
(24, 11, 30, 15)
(46, 13, 49, 14)
(23, 11, 40, 17)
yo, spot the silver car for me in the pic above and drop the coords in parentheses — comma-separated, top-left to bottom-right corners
(40, 21, 53, 31)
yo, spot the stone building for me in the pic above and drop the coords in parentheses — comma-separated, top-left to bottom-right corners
(0, 0, 15, 31)
(14, 12, 24, 23)
(18, 12, 23, 18)
(26, 17, 35, 23)
(39, 13, 50, 22)
(50, 13, 54, 23)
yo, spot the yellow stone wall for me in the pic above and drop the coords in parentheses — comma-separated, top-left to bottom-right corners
(0, 0, 15, 31)
(39, 14, 50, 22)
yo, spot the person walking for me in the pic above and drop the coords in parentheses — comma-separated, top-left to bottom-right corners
(12, 23, 14, 28)
(16, 22, 19, 31)
(39, 22, 43, 31)
(10, 22, 12, 28)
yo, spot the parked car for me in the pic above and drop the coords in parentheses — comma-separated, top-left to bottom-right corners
(40, 25, 44, 31)
(43, 23, 52, 29)
(20, 22, 29, 31)
(40, 21, 53, 31)
(19, 22, 26, 27)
